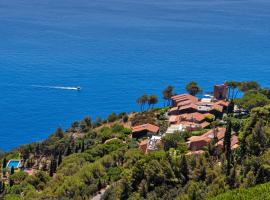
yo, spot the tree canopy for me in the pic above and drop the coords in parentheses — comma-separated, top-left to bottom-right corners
(235, 90, 270, 111)
(186, 81, 202, 96)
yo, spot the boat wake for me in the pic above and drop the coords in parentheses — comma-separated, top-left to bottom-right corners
(30, 85, 81, 91)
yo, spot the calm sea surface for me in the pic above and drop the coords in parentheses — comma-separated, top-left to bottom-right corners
(0, 0, 270, 150)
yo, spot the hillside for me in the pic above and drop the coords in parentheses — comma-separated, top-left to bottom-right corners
(1, 81, 270, 200)
(211, 181, 270, 200)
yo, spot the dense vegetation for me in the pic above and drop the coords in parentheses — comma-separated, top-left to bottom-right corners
(1, 81, 270, 200)
(211, 181, 270, 200)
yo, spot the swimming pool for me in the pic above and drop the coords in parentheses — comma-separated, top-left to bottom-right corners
(7, 160, 21, 169)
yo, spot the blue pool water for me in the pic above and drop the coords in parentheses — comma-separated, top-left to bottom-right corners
(7, 160, 21, 169)
(0, 0, 270, 151)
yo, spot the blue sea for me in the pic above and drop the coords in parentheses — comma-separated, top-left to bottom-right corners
(1, 0, 270, 151)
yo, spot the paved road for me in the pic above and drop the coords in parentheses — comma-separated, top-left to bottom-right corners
(92, 186, 109, 200)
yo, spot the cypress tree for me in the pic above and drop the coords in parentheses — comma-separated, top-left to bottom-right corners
(199, 166, 206, 182)
(226, 167, 236, 189)
(65, 145, 72, 156)
(179, 155, 189, 184)
(75, 145, 79, 153)
(1, 181, 5, 193)
(81, 140, 85, 152)
(191, 190, 197, 200)
(256, 166, 265, 184)
(55, 127, 64, 138)
(57, 151, 62, 167)
(35, 143, 40, 156)
(49, 158, 57, 177)
(207, 140, 216, 157)
(97, 178, 102, 191)
(120, 181, 129, 200)
(9, 179, 14, 187)
(227, 101, 234, 114)
(10, 166, 14, 175)
(224, 120, 232, 175)
(2, 158, 7, 169)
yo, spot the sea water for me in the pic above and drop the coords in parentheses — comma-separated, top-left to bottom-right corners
(0, 0, 270, 150)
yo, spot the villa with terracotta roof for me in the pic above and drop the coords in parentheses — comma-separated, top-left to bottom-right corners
(168, 90, 229, 116)
(172, 94, 198, 106)
(215, 135, 239, 153)
(179, 112, 206, 123)
(187, 127, 239, 153)
(167, 112, 210, 133)
(187, 127, 226, 151)
(132, 123, 159, 139)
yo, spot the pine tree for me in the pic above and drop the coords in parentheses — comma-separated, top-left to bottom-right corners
(243, 171, 256, 188)
(162, 85, 174, 106)
(71, 121, 79, 132)
(186, 81, 202, 96)
(84, 116, 92, 128)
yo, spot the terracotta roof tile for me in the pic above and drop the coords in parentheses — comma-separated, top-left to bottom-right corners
(215, 134, 239, 150)
(188, 127, 226, 143)
(132, 123, 159, 133)
(213, 104, 223, 112)
(169, 115, 180, 122)
(177, 100, 193, 107)
(172, 94, 198, 103)
(216, 100, 229, 107)
(178, 104, 197, 111)
(179, 112, 206, 122)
